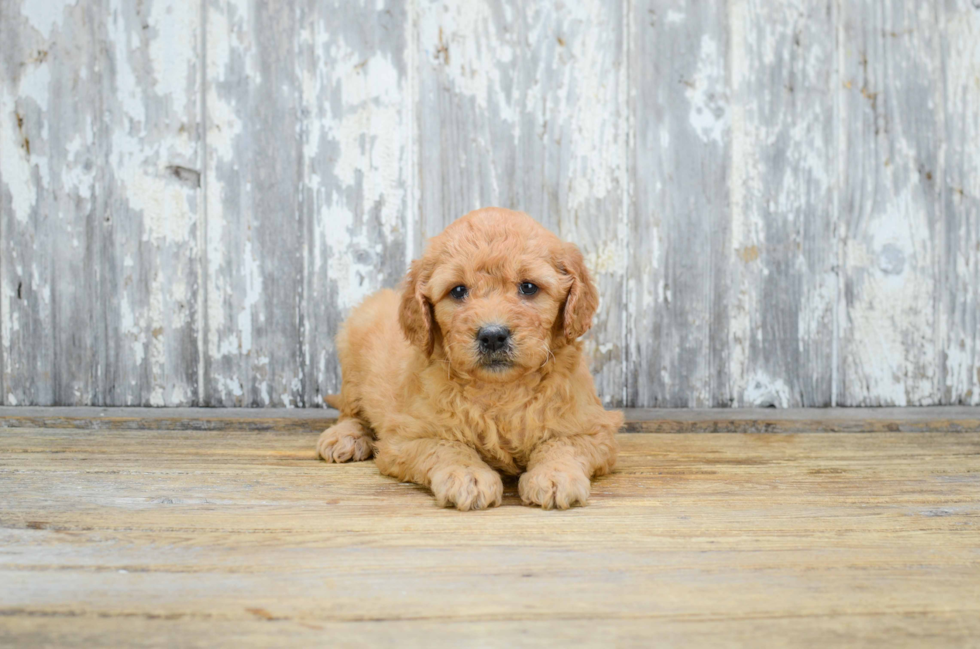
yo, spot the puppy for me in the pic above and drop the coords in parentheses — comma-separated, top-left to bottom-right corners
(316, 207, 622, 510)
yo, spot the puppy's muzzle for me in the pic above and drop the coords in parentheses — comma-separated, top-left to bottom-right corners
(477, 325, 510, 353)
(476, 325, 513, 368)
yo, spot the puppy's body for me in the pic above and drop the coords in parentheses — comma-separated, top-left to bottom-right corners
(318, 208, 622, 510)
(331, 289, 616, 477)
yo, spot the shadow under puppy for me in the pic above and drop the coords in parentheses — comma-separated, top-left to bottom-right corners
(317, 207, 622, 510)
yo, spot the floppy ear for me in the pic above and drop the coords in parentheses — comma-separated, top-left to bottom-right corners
(559, 242, 600, 341)
(399, 259, 435, 356)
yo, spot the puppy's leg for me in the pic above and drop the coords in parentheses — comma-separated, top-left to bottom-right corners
(375, 438, 503, 511)
(317, 419, 375, 463)
(520, 427, 618, 510)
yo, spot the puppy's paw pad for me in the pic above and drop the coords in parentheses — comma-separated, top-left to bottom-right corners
(317, 423, 374, 463)
(519, 466, 591, 510)
(430, 466, 503, 511)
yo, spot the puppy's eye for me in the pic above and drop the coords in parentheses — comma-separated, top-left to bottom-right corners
(518, 282, 539, 296)
(450, 285, 468, 300)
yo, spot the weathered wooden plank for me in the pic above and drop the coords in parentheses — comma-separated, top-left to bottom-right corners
(416, 0, 630, 406)
(838, 2, 945, 406)
(101, 0, 204, 405)
(204, 0, 306, 406)
(726, 0, 836, 407)
(3, 406, 980, 434)
(0, 0, 107, 405)
(0, 0, 204, 407)
(0, 0, 4, 405)
(941, 0, 980, 406)
(299, 0, 414, 402)
(0, 406, 339, 432)
(0, 427, 978, 647)
(629, 1, 730, 407)
(4, 616, 980, 649)
(620, 408, 980, 433)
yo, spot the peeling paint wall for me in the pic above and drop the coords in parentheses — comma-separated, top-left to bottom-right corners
(1, 0, 978, 408)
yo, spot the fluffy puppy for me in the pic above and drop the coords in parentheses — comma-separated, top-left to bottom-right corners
(316, 208, 622, 510)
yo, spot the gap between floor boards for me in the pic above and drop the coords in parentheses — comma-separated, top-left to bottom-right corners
(0, 406, 978, 434)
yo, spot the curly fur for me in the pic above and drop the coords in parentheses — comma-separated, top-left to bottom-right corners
(317, 208, 622, 510)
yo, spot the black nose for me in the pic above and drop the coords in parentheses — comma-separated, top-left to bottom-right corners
(477, 325, 511, 353)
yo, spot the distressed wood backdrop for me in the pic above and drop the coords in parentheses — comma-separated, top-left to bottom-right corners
(1, 0, 978, 408)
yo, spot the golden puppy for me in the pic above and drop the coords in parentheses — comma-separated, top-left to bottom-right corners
(316, 207, 622, 510)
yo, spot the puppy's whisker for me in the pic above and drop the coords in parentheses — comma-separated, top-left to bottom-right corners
(442, 342, 463, 379)
(437, 354, 453, 380)
(437, 359, 452, 380)
(537, 342, 556, 370)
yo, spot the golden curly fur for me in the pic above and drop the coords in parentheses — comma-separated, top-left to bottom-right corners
(317, 208, 622, 510)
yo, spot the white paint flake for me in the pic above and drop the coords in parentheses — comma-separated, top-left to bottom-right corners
(743, 372, 791, 408)
(0, 89, 37, 224)
(20, 0, 72, 39)
(686, 35, 729, 144)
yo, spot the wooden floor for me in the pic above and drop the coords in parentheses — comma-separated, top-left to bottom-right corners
(1, 408, 979, 648)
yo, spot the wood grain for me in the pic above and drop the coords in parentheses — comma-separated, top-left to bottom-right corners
(629, 0, 730, 407)
(3, 617, 979, 649)
(2, 1, 979, 408)
(299, 0, 414, 403)
(727, 0, 836, 407)
(1, 0, 107, 405)
(837, 2, 945, 406)
(1, 419, 978, 647)
(102, 0, 204, 406)
(941, 0, 980, 406)
(204, 0, 307, 407)
(3, 406, 980, 434)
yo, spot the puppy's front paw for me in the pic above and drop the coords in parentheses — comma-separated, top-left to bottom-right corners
(430, 465, 503, 511)
(519, 464, 591, 510)
(317, 421, 374, 463)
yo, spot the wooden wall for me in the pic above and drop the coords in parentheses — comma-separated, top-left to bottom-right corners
(1, 0, 978, 408)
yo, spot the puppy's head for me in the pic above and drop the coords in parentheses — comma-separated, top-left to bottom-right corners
(399, 208, 598, 381)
